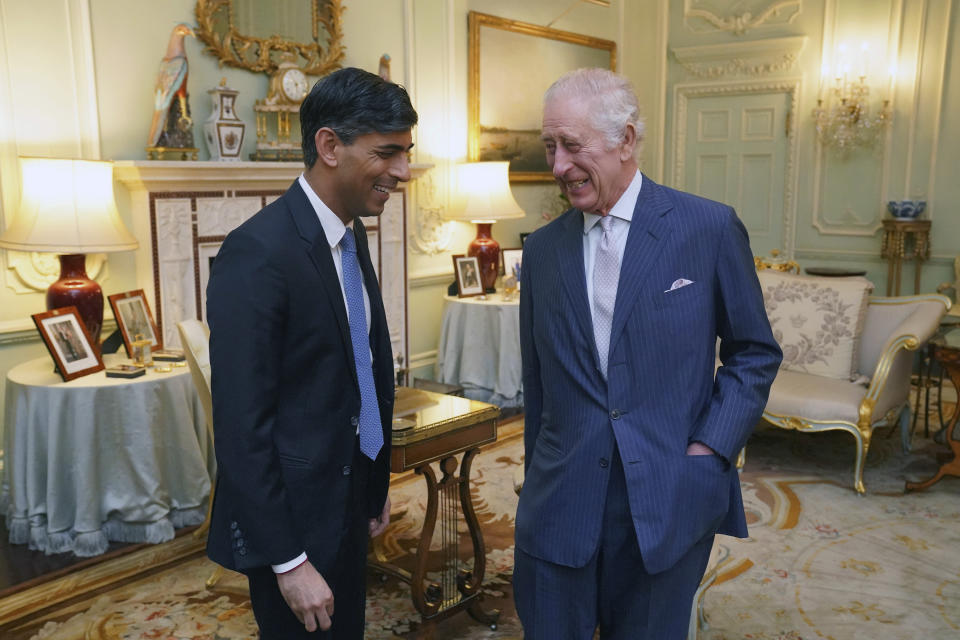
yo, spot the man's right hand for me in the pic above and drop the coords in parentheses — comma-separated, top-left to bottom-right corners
(276, 561, 334, 632)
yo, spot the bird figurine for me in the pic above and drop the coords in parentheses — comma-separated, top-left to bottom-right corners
(147, 23, 196, 154)
(378, 54, 391, 82)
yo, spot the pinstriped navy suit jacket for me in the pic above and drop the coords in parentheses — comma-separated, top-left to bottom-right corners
(516, 174, 781, 574)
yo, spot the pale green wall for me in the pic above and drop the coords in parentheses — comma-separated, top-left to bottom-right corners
(662, 0, 958, 294)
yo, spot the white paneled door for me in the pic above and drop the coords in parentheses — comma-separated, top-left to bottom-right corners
(683, 92, 790, 258)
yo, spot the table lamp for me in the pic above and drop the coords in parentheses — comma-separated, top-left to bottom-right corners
(0, 157, 138, 347)
(448, 162, 525, 292)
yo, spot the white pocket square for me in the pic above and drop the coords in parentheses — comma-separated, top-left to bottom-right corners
(665, 278, 695, 293)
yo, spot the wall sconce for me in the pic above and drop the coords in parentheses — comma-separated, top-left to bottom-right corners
(813, 42, 893, 154)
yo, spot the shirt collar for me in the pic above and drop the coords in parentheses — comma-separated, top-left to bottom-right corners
(298, 173, 353, 248)
(582, 170, 643, 235)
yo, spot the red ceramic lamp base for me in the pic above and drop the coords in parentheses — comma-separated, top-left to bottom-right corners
(46, 254, 104, 349)
(467, 222, 499, 293)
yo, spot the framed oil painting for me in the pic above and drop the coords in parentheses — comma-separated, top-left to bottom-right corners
(468, 11, 616, 182)
(32, 307, 105, 381)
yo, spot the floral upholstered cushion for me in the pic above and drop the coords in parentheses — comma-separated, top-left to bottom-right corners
(757, 271, 873, 380)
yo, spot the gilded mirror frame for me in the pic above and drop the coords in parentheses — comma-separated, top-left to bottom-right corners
(195, 0, 345, 75)
(468, 12, 617, 182)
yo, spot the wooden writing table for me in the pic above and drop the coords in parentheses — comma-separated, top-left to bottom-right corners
(372, 387, 500, 630)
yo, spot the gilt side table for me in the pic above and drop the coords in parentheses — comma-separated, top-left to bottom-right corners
(881, 219, 931, 296)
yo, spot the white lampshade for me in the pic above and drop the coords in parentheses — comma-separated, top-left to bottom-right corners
(448, 162, 525, 223)
(0, 157, 138, 253)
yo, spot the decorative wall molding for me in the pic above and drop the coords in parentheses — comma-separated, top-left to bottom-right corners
(672, 37, 807, 78)
(673, 79, 801, 256)
(0, 317, 117, 345)
(684, 0, 802, 35)
(3, 251, 107, 294)
(409, 267, 454, 288)
(409, 169, 454, 255)
(409, 349, 438, 372)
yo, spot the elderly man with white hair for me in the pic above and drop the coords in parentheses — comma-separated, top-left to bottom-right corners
(513, 68, 782, 639)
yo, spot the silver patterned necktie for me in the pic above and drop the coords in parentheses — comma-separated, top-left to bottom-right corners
(593, 215, 620, 378)
(340, 228, 383, 460)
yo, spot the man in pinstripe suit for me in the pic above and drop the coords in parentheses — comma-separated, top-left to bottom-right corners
(514, 68, 782, 639)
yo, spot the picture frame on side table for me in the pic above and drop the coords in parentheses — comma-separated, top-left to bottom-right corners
(453, 254, 485, 298)
(468, 11, 616, 182)
(501, 248, 523, 282)
(108, 289, 162, 358)
(32, 306, 105, 381)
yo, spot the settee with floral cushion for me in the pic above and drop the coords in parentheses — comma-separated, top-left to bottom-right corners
(752, 270, 950, 494)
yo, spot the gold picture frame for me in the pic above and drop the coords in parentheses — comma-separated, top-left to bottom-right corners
(194, 0, 345, 75)
(468, 11, 617, 182)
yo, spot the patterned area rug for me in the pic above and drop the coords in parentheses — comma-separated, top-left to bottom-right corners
(5, 415, 959, 639)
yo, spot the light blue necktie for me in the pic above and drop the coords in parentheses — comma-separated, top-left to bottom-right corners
(592, 215, 619, 378)
(340, 228, 383, 460)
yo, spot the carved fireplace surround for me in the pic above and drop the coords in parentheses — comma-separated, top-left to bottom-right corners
(115, 160, 431, 368)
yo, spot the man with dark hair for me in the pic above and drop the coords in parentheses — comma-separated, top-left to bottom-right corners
(206, 67, 417, 638)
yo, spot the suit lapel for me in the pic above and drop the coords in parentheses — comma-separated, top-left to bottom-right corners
(284, 180, 358, 386)
(608, 175, 673, 352)
(556, 209, 598, 365)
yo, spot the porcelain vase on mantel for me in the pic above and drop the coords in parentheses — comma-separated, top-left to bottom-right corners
(203, 79, 245, 161)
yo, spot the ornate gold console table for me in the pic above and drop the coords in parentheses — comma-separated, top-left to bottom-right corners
(881, 219, 931, 296)
(374, 388, 501, 630)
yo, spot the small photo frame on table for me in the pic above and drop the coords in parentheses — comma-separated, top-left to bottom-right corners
(108, 289, 161, 358)
(452, 254, 485, 298)
(502, 248, 523, 281)
(32, 306, 104, 381)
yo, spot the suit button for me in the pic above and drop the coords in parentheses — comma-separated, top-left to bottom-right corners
(342, 465, 352, 476)
(599, 458, 609, 468)
(351, 416, 359, 427)
(230, 521, 238, 531)
(610, 409, 621, 420)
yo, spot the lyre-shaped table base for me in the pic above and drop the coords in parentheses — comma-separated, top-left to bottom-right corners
(371, 450, 500, 630)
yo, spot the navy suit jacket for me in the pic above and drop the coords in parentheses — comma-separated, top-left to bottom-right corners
(516, 174, 781, 574)
(205, 180, 394, 575)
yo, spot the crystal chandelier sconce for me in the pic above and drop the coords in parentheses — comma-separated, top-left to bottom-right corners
(813, 42, 894, 154)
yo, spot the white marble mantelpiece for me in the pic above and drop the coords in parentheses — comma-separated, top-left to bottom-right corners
(115, 160, 431, 365)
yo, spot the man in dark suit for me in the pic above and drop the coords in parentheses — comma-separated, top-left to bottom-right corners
(514, 68, 782, 638)
(205, 68, 417, 638)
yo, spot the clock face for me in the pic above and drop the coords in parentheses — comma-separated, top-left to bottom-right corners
(281, 69, 308, 103)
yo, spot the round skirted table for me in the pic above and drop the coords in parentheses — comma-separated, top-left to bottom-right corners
(1, 355, 213, 557)
(435, 293, 522, 408)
